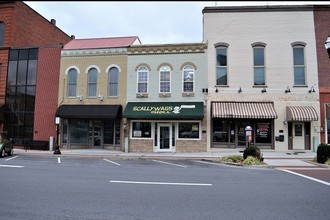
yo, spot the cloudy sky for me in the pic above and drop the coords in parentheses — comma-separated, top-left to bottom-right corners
(24, 1, 328, 44)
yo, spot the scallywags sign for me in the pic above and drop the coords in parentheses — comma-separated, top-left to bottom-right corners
(132, 104, 196, 115)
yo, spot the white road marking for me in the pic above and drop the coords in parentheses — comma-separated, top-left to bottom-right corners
(110, 180, 212, 186)
(152, 160, 187, 168)
(5, 156, 18, 161)
(103, 158, 121, 166)
(279, 169, 330, 186)
(58, 157, 61, 164)
(0, 164, 24, 168)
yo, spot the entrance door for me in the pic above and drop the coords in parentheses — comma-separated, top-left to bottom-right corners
(88, 120, 102, 148)
(292, 123, 304, 150)
(157, 123, 172, 152)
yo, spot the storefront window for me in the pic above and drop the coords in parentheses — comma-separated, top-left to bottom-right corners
(178, 122, 199, 139)
(104, 120, 114, 144)
(132, 122, 151, 138)
(256, 122, 271, 143)
(70, 119, 88, 143)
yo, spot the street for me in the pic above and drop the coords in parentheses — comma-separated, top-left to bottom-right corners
(0, 155, 329, 220)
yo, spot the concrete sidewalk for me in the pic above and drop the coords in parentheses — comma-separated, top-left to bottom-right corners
(11, 148, 322, 168)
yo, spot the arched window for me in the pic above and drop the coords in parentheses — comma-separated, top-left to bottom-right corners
(292, 42, 306, 86)
(183, 65, 194, 92)
(0, 21, 4, 46)
(137, 66, 148, 93)
(87, 68, 98, 97)
(67, 68, 77, 97)
(159, 65, 171, 93)
(109, 67, 119, 97)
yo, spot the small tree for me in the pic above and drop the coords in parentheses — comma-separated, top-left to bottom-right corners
(243, 145, 263, 161)
(317, 143, 330, 164)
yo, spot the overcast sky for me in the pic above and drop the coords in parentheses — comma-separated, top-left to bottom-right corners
(24, 1, 329, 44)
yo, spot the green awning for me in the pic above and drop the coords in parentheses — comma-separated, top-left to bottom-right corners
(123, 102, 204, 120)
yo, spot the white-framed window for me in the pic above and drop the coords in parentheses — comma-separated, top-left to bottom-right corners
(67, 68, 77, 97)
(137, 66, 148, 93)
(131, 121, 152, 138)
(183, 65, 194, 92)
(108, 67, 119, 97)
(253, 44, 265, 85)
(292, 43, 306, 86)
(159, 65, 171, 93)
(87, 67, 98, 97)
(216, 46, 228, 86)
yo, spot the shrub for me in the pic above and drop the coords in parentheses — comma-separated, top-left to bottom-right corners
(325, 158, 330, 165)
(221, 155, 244, 163)
(242, 156, 263, 165)
(243, 145, 263, 161)
(316, 143, 330, 164)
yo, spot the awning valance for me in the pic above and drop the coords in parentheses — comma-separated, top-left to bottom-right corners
(212, 102, 277, 119)
(55, 105, 122, 119)
(123, 102, 204, 120)
(286, 106, 318, 121)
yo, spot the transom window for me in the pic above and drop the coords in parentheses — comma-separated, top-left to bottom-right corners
(88, 68, 98, 97)
(216, 47, 227, 85)
(137, 66, 148, 93)
(67, 68, 78, 97)
(183, 65, 194, 93)
(109, 67, 119, 97)
(159, 65, 171, 93)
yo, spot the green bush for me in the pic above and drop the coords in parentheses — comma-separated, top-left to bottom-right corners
(221, 155, 244, 163)
(242, 156, 263, 165)
(316, 143, 330, 164)
(243, 145, 263, 161)
(325, 158, 330, 165)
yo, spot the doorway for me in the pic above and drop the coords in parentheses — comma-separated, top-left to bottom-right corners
(88, 120, 102, 148)
(157, 123, 172, 152)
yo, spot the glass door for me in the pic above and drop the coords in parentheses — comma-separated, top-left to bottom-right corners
(88, 120, 102, 148)
(157, 123, 172, 151)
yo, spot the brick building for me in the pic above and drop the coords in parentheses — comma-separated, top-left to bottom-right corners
(0, 1, 72, 148)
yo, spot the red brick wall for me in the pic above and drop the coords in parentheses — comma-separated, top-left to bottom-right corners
(314, 6, 330, 143)
(33, 46, 62, 142)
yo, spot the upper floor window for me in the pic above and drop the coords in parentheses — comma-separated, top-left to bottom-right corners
(216, 46, 228, 85)
(0, 21, 4, 46)
(137, 66, 148, 93)
(87, 68, 98, 97)
(109, 67, 119, 97)
(292, 43, 306, 86)
(183, 65, 194, 92)
(253, 44, 265, 85)
(159, 65, 171, 93)
(67, 68, 78, 97)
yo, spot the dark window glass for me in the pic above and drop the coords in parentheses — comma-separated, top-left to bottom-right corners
(27, 60, 37, 85)
(19, 49, 29, 60)
(7, 61, 17, 86)
(67, 68, 77, 97)
(178, 122, 199, 139)
(109, 67, 119, 97)
(88, 68, 98, 97)
(216, 48, 227, 86)
(0, 21, 4, 46)
(132, 122, 151, 138)
(25, 86, 36, 112)
(9, 50, 19, 61)
(256, 122, 271, 143)
(104, 120, 114, 144)
(70, 119, 88, 143)
(17, 60, 28, 85)
(29, 48, 38, 60)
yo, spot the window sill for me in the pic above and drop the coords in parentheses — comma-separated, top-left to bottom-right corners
(182, 92, 195, 97)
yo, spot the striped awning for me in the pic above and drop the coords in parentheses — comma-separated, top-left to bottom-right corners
(286, 106, 318, 121)
(212, 102, 277, 119)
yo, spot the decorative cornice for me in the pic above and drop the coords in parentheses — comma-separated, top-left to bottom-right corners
(128, 43, 207, 55)
(61, 48, 128, 57)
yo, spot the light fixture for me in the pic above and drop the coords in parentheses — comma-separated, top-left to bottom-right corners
(261, 87, 267, 93)
(202, 88, 208, 94)
(325, 35, 330, 58)
(308, 86, 315, 93)
(238, 86, 242, 93)
(77, 95, 83, 101)
(98, 94, 104, 101)
(285, 86, 291, 93)
(215, 87, 219, 93)
(283, 121, 287, 125)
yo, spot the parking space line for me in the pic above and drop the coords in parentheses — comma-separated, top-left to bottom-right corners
(110, 180, 212, 186)
(0, 164, 24, 168)
(5, 156, 18, 161)
(103, 158, 121, 166)
(152, 160, 187, 168)
(58, 157, 61, 164)
(279, 169, 330, 186)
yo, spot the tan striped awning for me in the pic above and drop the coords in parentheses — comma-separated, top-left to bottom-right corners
(286, 106, 318, 121)
(212, 102, 277, 119)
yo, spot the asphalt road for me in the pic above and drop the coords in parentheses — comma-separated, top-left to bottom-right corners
(0, 155, 329, 220)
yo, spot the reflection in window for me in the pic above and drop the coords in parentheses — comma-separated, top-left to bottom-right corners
(137, 66, 148, 93)
(183, 65, 194, 92)
(70, 119, 88, 143)
(109, 67, 119, 97)
(0, 21, 4, 46)
(253, 46, 265, 85)
(88, 68, 98, 97)
(216, 47, 227, 85)
(67, 68, 77, 97)
(293, 45, 305, 85)
(256, 122, 271, 143)
(178, 122, 199, 139)
(132, 122, 151, 138)
(160, 65, 171, 93)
